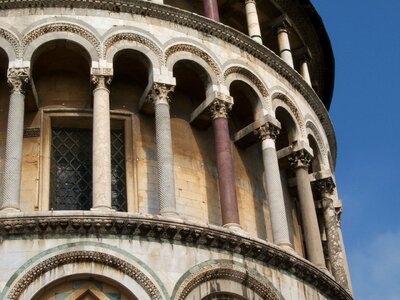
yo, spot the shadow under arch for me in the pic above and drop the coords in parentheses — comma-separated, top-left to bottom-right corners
(1, 241, 169, 300)
(171, 260, 283, 300)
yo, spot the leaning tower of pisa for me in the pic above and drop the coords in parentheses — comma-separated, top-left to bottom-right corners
(0, 0, 352, 299)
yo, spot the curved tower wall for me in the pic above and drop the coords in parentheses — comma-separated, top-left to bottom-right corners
(0, 1, 352, 299)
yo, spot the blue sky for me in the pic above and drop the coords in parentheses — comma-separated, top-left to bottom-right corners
(311, 1, 400, 299)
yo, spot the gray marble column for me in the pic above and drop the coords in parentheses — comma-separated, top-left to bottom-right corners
(276, 22, 294, 68)
(289, 149, 326, 269)
(245, 0, 262, 44)
(92, 74, 113, 211)
(1, 68, 29, 212)
(316, 178, 350, 291)
(300, 55, 312, 86)
(148, 83, 178, 216)
(256, 124, 292, 250)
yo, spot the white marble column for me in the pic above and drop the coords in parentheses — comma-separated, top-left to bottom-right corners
(289, 149, 326, 269)
(316, 177, 350, 291)
(91, 73, 113, 211)
(148, 82, 178, 216)
(256, 123, 293, 250)
(245, 0, 262, 44)
(276, 22, 294, 68)
(300, 55, 312, 86)
(1, 68, 29, 212)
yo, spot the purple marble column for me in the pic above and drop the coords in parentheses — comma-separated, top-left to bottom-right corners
(203, 0, 220, 22)
(210, 99, 240, 227)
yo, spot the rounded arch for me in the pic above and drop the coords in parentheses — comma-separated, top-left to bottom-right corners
(306, 119, 329, 169)
(104, 30, 163, 69)
(4, 250, 165, 300)
(165, 43, 221, 86)
(22, 22, 100, 61)
(172, 261, 282, 300)
(271, 89, 306, 138)
(224, 65, 269, 116)
(0, 27, 19, 61)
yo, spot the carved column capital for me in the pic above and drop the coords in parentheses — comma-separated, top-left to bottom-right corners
(91, 68, 113, 90)
(315, 177, 336, 196)
(209, 98, 233, 120)
(245, 0, 256, 4)
(147, 82, 175, 105)
(7, 68, 30, 94)
(255, 123, 280, 141)
(289, 149, 312, 169)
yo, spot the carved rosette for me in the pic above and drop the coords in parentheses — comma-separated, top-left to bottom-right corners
(7, 68, 30, 94)
(209, 98, 233, 120)
(288, 149, 312, 169)
(315, 177, 336, 197)
(255, 123, 280, 141)
(147, 82, 175, 105)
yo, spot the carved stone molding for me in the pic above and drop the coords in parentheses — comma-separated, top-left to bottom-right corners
(0, 213, 352, 300)
(273, 92, 306, 136)
(7, 67, 29, 94)
(104, 32, 163, 64)
(224, 66, 269, 97)
(147, 82, 175, 105)
(7, 250, 162, 300)
(91, 68, 113, 90)
(255, 123, 280, 141)
(209, 98, 232, 119)
(174, 263, 280, 300)
(165, 44, 221, 80)
(0, 27, 19, 57)
(21, 23, 101, 58)
(289, 149, 313, 169)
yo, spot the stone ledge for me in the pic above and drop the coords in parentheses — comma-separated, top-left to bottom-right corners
(0, 211, 352, 300)
(0, 0, 336, 165)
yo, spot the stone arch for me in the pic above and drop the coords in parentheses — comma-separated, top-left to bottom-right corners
(165, 43, 222, 86)
(306, 118, 329, 169)
(271, 89, 306, 138)
(104, 31, 163, 69)
(4, 250, 164, 300)
(172, 261, 282, 300)
(22, 22, 100, 61)
(0, 27, 19, 61)
(223, 65, 269, 117)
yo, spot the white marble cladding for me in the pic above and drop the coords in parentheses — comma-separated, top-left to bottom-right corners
(0, 7, 333, 162)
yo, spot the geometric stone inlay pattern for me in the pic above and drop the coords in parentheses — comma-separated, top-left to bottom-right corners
(6, 250, 162, 300)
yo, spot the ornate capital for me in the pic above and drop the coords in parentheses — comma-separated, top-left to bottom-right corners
(288, 149, 312, 169)
(7, 68, 29, 94)
(147, 82, 175, 105)
(91, 68, 113, 90)
(255, 123, 280, 141)
(209, 98, 232, 120)
(315, 177, 336, 196)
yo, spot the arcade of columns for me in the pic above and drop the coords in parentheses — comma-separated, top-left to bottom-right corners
(0, 0, 348, 291)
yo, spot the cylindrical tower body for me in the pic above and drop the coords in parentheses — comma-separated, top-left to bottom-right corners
(0, 1, 351, 299)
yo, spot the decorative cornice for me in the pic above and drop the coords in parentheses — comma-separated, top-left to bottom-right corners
(0, 212, 352, 300)
(7, 250, 162, 300)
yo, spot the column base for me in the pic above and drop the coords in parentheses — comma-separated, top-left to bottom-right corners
(223, 223, 243, 233)
(277, 242, 295, 253)
(90, 206, 115, 212)
(160, 210, 181, 220)
(0, 207, 20, 214)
